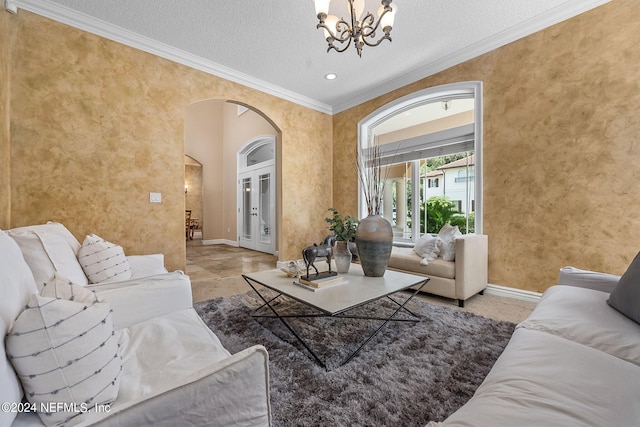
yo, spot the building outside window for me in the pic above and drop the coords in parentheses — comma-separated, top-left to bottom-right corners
(381, 153, 475, 240)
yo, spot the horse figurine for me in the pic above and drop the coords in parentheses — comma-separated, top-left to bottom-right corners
(301, 235, 336, 279)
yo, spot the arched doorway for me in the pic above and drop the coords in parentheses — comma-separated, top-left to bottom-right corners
(237, 136, 276, 254)
(184, 99, 280, 253)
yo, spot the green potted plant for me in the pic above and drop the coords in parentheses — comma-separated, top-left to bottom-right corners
(325, 208, 358, 241)
(325, 208, 358, 273)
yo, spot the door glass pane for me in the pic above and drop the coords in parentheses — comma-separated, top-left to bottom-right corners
(242, 177, 252, 239)
(259, 173, 270, 243)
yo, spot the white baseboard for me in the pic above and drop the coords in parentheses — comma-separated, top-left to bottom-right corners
(484, 284, 542, 304)
(200, 240, 278, 258)
(201, 239, 239, 247)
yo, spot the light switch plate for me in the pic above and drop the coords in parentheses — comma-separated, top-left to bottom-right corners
(149, 192, 162, 203)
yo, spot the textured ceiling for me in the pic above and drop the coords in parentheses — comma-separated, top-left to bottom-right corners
(11, 0, 610, 113)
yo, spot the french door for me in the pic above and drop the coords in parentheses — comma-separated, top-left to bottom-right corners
(237, 137, 276, 254)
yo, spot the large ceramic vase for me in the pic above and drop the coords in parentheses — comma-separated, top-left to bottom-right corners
(355, 215, 393, 277)
(333, 240, 352, 274)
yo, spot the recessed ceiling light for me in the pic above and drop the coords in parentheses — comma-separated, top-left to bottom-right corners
(324, 73, 337, 80)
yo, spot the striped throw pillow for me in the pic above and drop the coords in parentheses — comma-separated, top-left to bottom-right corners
(78, 234, 131, 284)
(6, 276, 121, 426)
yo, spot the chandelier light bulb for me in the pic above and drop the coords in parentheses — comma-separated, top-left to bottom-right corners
(352, 0, 365, 20)
(314, 0, 332, 17)
(323, 15, 339, 39)
(379, 3, 397, 31)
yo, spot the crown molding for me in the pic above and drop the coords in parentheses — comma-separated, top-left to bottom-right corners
(11, 0, 334, 115)
(12, 0, 610, 116)
(331, 0, 611, 113)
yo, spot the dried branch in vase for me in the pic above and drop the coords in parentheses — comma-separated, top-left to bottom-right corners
(353, 144, 392, 217)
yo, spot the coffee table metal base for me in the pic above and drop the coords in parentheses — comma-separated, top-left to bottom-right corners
(243, 275, 428, 369)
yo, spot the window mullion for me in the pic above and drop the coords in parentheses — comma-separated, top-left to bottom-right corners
(411, 160, 421, 241)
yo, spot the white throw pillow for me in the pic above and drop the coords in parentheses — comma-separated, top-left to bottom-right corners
(78, 234, 132, 284)
(5, 277, 121, 427)
(438, 224, 462, 261)
(40, 272, 92, 301)
(7, 222, 88, 289)
(0, 231, 39, 427)
(414, 234, 440, 265)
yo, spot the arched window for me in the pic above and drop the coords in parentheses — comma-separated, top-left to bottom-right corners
(358, 82, 483, 241)
(241, 138, 275, 169)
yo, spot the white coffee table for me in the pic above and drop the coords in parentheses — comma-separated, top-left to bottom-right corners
(242, 263, 429, 368)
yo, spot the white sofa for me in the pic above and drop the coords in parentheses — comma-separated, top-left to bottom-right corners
(1, 223, 271, 427)
(427, 265, 640, 426)
(387, 234, 488, 307)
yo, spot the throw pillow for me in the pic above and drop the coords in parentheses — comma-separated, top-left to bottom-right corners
(40, 272, 95, 302)
(414, 234, 440, 265)
(7, 222, 88, 289)
(5, 277, 122, 427)
(607, 251, 640, 324)
(78, 234, 132, 284)
(438, 224, 462, 261)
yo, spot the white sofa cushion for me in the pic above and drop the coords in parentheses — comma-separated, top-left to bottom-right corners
(13, 309, 270, 427)
(428, 328, 640, 427)
(127, 254, 168, 279)
(5, 279, 121, 427)
(72, 309, 232, 424)
(557, 265, 620, 293)
(88, 271, 193, 330)
(78, 234, 132, 284)
(0, 231, 39, 427)
(389, 247, 455, 279)
(7, 222, 88, 288)
(517, 285, 640, 366)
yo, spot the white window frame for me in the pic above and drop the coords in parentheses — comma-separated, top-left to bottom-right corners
(357, 81, 483, 237)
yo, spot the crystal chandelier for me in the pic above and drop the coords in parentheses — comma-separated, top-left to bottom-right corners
(313, 0, 398, 57)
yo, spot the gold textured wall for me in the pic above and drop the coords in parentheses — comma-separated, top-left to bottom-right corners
(334, 0, 640, 292)
(0, 11, 10, 230)
(5, 10, 332, 270)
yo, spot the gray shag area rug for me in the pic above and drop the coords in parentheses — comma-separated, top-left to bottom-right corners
(194, 290, 515, 427)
